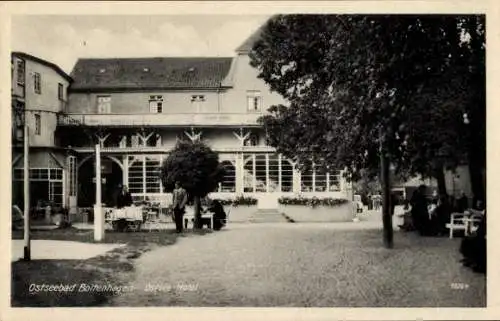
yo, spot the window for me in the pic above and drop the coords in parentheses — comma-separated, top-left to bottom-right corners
(149, 95, 163, 113)
(34, 114, 41, 135)
(58, 83, 64, 100)
(300, 166, 341, 192)
(191, 95, 205, 112)
(243, 153, 294, 193)
(17, 60, 25, 85)
(34, 72, 41, 94)
(218, 161, 236, 192)
(13, 168, 64, 206)
(247, 91, 262, 111)
(127, 155, 162, 195)
(97, 96, 111, 113)
(244, 133, 259, 146)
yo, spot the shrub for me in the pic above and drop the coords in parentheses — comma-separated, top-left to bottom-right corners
(278, 196, 348, 208)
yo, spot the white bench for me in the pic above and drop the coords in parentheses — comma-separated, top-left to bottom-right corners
(183, 208, 230, 229)
(446, 212, 483, 239)
(184, 211, 214, 229)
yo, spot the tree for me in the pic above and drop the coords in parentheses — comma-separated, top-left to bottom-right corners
(160, 140, 225, 229)
(250, 14, 485, 198)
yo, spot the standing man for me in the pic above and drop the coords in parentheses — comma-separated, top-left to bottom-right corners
(172, 181, 188, 233)
(115, 184, 133, 209)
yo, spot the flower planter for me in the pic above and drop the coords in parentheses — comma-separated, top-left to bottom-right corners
(278, 203, 353, 223)
(225, 205, 258, 223)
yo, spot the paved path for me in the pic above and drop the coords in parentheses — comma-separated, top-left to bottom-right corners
(11, 240, 125, 262)
(110, 222, 485, 307)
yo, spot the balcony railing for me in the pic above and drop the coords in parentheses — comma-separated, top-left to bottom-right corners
(57, 113, 264, 127)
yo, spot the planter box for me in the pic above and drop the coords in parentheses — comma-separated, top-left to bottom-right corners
(225, 205, 258, 223)
(278, 203, 354, 223)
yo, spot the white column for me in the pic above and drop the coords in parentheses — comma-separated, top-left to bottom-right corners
(326, 172, 330, 192)
(312, 167, 316, 192)
(62, 170, 66, 208)
(339, 170, 345, 192)
(252, 154, 256, 192)
(278, 154, 282, 192)
(94, 144, 104, 241)
(265, 154, 270, 192)
(235, 153, 244, 194)
(123, 155, 129, 186)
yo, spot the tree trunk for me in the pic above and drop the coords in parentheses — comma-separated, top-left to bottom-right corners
(193, 196, 202, 229)
(379, 128, 393, 249)
(434, 166, 447, 197)
(468, 153, 485, 206)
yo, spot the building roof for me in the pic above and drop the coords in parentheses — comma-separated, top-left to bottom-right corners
(11, 51, 72, 82)
(69, 57, 233, 91)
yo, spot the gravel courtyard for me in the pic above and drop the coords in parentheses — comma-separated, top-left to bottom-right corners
(110, 222, 486, 307)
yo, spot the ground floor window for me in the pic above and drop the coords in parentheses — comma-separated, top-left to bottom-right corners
(128, 155, 162, 195)
(243, 153, 294, 193)
(219, 160, 236, 192)
(300, 166, 341, 192)
(12, 167, 64, 207)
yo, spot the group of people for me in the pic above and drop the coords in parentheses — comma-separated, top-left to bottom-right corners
(112, 182, 227, 233)
(398, 185, 484, 237)
(396, 185, 486, 273)
(171, 181, 227, 233)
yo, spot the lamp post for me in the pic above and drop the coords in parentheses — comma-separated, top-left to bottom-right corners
(19, 106, 31, 260)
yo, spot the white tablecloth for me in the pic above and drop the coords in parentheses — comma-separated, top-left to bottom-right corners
(109, 206, 143, 221)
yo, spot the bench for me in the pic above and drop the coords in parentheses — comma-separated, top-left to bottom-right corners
(184, 212, 214, 229)
(446, 212, 483, 239)
(182, 208, 230, 230)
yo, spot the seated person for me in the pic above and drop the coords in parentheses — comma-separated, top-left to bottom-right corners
(460, 212, 486, 273)
(398, 199, 415, 231)
(204, 199, 227, 231)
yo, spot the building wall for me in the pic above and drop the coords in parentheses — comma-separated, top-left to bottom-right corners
(20, 58, 70, 147)
(11, 56, 25, 99)
(67, 90, 224, 114)
(221, 54, 287, 113)
(24, 59, 69, 113)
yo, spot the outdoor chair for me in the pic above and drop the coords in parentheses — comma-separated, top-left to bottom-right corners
(446, 212, 483, 239)
(446, 212, 468, 239)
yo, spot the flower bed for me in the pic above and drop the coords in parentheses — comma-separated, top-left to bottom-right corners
(211, 195, 258, 207)
(278, 196, 348, 208)
(278, 197, 351, 222)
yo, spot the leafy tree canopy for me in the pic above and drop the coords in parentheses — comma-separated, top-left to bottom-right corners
(160, 140, 225, 198)
(250, 15, 485, 185)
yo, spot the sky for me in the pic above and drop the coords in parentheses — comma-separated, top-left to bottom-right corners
(11, 15, 270, 74)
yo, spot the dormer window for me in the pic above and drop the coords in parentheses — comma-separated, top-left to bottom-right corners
(149, 95, 163, 113)
(191, 95, 205, 112)
(191, 95, 205, 102)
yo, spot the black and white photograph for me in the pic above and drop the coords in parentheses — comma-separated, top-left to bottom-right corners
(2, 1, 494, 319)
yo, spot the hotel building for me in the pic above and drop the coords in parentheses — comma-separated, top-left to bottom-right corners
(11, 31, 349, 216)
